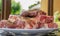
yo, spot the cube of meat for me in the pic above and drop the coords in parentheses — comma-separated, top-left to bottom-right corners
(28, 10, 38, 17)
(0, 20, 7, 28)
(21, 10, 38, 17)
(45, 16, 54, 23)
(0, 20, 16, 28)
(8, 15, 20, 23)
(36, 15, 47, 23)
(0, 20, 11, 28)
(37, 22, 44, 28)
(15, 20, 25, 29)
(36, 15, 54, 23)
(24, 19, 38, 29)
(48, 23, 58, 28)
(6, 22, 17, 28)
(38, 10, 46, 15)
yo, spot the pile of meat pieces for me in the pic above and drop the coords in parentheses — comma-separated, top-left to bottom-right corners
(0, 9, 58, 29)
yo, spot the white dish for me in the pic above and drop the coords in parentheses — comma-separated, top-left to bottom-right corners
(0, 28, 57, 34)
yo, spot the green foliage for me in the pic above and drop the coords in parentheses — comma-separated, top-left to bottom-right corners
(29, 1, 40, 9)
(0, 0, 2, 12)
(58, 28, 60, 32)
(54, 11, 60, 22)
(11, 0, 21, 15)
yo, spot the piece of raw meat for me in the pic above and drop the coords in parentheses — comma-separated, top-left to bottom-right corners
(45, 16, 54, 23)
(15, 20, 25, 29)
(48, 23, 58, 28)
(8, 15, 20, 23)
(36, 15, 47, 23)
(38, 10, 46, 15)
(24, 19, 38, 29)
(37, 22, 44, 28)
(0, 20, 7, 28)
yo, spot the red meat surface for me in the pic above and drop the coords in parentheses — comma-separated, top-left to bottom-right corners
(0, 10, 58, 29)
(45, 16, 54, 23)
(48, 23, 58, 28)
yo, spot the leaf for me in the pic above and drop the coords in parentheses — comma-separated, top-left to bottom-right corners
(54, 11, 60, 22)
(11, 0, 21, 15)
(29, 1, 40, 9)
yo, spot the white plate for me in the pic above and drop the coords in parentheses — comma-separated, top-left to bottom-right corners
(0, 28, 57, 34)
